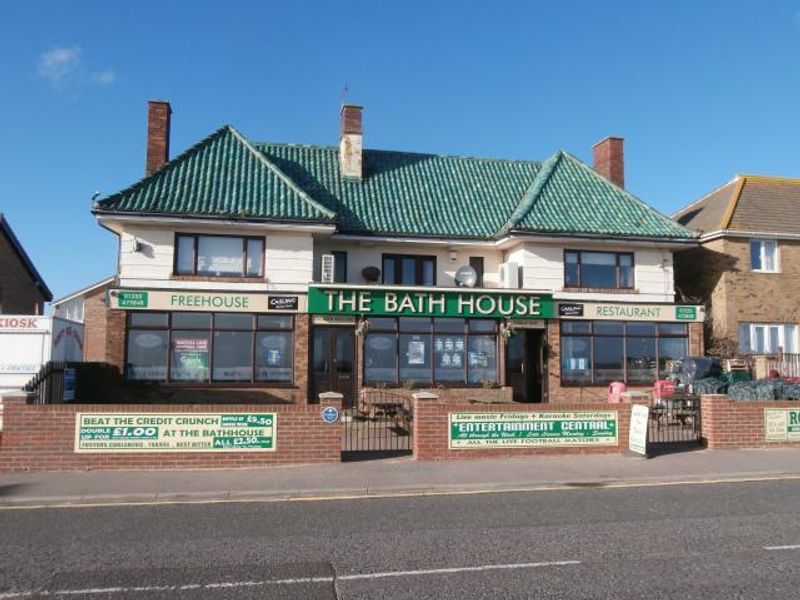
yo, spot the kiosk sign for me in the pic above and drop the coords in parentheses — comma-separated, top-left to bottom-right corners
(765, 408, 800, 442)
(75, 413, 276, 452)
(449, 411, 617, 449)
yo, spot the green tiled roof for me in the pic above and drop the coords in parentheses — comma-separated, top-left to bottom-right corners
(95, 127, 334, 222)
(94, 126, 695, 241)
(501, 152, 693, 239)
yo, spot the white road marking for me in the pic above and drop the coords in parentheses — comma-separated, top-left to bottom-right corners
(764, 544, 800, 551)
(338, 560, 581, 580)
(0, 560, 580, 598)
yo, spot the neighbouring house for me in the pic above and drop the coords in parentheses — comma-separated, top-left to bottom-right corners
(89, 100, 703, 405)
(0, 213, 52, 314)
(52, 276, 115, 362)
(674, 175, 800, 356)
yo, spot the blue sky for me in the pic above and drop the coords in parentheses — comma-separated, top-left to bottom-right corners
(3, 1, 800, 302)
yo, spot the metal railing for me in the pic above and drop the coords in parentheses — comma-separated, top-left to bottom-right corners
(342, 390, 413, 455)
(765, 353, 800, 378)
(23, 361, 121, 404)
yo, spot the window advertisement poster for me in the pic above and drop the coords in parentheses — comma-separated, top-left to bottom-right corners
(449, 412, 618, 449)
(256, 333, 292, 381)
(75, 413, 277, 452)
(172, 337, 209, 381)
(765, 409, 800, 442)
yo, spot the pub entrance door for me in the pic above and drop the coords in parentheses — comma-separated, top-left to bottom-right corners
(311, 326, 355, 407)
(507, 329, 545, 403)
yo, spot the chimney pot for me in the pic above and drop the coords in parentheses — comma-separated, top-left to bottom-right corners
(339, 104, 363, 179)
(146, 100, 172, 176)
(592, 136, 624, 188)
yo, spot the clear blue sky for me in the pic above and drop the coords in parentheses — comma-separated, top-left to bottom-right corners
(3, 1, 800, 302)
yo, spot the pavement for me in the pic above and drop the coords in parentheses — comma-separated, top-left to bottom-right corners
(3, 447, 800, 507)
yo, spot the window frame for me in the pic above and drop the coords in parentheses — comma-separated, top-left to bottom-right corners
(560, 320, 688, 386)
(381, 253, 437, 286)
(363, 317, 498, 387)
(563, 250, 635, 290)
(124, 311, 294, 385)
(174, 233, 265, 278)
(469, 256, 485, 287)
(738, 322, 797, 354)
(332, 251, 348, 283)
(749, 239, 779, 273)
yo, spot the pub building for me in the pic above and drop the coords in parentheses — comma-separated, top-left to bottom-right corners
(92, 101, 704, 406)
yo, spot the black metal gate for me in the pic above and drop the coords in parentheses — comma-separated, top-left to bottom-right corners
(648, 392, 702, 452)
(342, 390, 413, 458)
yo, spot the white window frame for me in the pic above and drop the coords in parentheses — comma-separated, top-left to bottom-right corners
(739, 322, 798, 354)
(750, 239, 779, 273)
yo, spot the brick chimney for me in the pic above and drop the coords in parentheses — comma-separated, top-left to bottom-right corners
(592, 136, 624, 188)
(339, 104, 363, 180)
(146, 100, 172, 176)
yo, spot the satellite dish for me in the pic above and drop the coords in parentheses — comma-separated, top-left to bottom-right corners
(362, 266, 381, 282)
(454, 265, 478, 288)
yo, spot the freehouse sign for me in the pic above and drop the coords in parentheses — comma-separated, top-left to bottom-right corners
(308, 287, 554, 319)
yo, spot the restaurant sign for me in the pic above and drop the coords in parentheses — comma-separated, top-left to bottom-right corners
(108, 289, 305, 313)
(74, 412, 276, 452)
(557, 302, 704, 322)
(309, 287, 553, 319)
(764, 408, 800, 442)
(448, 411, 618, 449)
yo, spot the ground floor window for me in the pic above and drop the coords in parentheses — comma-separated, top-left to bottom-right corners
(364, 317, 498, 386)
(126, 312, 294, 383)
(738, 323, 797, 354)
(560, 321, 688, 385)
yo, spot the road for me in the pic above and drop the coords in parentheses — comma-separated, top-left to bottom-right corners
(1, 479, 800, 599)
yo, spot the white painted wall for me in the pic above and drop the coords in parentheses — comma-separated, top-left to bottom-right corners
(509, 242, 675, 303)
(116, 224, 314, 292)
(313, 242, 505, 288)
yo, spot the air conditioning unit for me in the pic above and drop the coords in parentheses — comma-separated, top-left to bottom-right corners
(499, 261, 520, 289)
(320, 254, 335, 284)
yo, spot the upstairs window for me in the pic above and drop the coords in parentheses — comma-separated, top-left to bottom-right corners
(469, 256, 485, 287)
(175, 234, 264, 277)
(739, 323, 797, 354)
(332, 251, 348, 283)
(565, 251, 634, 289)
(382, 254, 436, 286)
(750, 240, 778, 273)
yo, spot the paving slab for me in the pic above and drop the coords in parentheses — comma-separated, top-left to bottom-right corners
(2, 448, 800, 507)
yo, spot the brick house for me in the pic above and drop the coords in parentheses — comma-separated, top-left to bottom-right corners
(89, 101, 703, 405)
(673, 175, 800, 355)
(0, 213, 52, 314)
(52, 276, 115, 361)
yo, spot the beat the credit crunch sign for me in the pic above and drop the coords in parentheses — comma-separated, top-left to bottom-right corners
(448, 411, 618, 449)
(107, 289, 303, 313)
(74, 413, 276, 453)
(309, 287, 553, 319)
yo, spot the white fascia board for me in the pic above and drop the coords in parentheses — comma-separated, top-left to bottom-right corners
(96, 214, 337, 234)
(700, 230, 800, 242)
(52, 276, 115, 306)
(330, 232, 697, 250)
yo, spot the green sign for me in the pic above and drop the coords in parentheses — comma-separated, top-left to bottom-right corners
(309, 287, 553, 319)
(116, 290, 149, 308)
(765, 408, 800, 442)
(675, 306, 697, 321)
(75, 413, 276, 453)
(449, 411, 618, 448)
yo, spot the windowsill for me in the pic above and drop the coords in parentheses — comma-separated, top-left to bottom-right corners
(750, 269, 781, 274)
(562, 287, 638, 294)
(171, 274, 266, 283)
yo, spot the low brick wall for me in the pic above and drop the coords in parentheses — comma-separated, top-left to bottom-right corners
(0, 394, 341, 472)
(413, 399, 633, 460)
(701, 394, 800, 449)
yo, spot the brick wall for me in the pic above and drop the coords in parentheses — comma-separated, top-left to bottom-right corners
(82, 286, 110, 362)
(0, 230, 48, 314)
(0, 393, 341, 472)
(413, 398, 633, 460)
(701, 394, 800, 449)
(675, 238, 800, 347)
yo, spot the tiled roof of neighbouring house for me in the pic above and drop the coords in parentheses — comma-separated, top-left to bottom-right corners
(0, 213, 52, 301)
(674, 175, 800, 235)
(94, 125, 696, 241)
